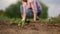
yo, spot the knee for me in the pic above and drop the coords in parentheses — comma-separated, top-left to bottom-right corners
(20, 5, 23, 13)
(20, 5, 23, 10)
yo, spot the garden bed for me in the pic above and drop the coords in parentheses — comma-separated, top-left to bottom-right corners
(0, 20, 60, 34)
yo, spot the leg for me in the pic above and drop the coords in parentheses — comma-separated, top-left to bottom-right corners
(20, 5, 33, 21)
(26, 9, 33, 17)
(37, 9, 41, 20)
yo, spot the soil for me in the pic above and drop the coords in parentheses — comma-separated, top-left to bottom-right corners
(0, 20, 60, 34)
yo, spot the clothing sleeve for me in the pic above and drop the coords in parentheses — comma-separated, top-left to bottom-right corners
(30, 0, 37, 13)
(37, 0, 42, 10)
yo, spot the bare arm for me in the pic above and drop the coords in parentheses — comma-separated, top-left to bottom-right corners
(31, 0, 37, 21)
(22, 2, 27, 21)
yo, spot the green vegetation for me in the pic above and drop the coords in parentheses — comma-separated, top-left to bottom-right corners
(5, 1, 22, 18)
(0, 16, 60, 27)
(0, 1, 60, 27)
(40, 2, 48, 19)
(39, 18, 60, 23)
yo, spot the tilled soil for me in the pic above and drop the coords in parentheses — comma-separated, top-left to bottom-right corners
(0, 20, 60, 34)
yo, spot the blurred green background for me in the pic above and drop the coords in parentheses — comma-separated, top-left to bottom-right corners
(0, 1, 60, 27)
(0, 1, 48, 18)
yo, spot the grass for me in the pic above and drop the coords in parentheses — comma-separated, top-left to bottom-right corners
(0, 16, 60, 27)
(39, 18, 60, 23)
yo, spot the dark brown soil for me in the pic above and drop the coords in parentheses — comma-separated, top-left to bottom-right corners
(0, 20, 60, 34)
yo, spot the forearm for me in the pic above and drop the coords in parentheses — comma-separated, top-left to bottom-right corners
(22, 5, 26, 21)
(34, 11, 37, 21)
(31, 1, 37, 21)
